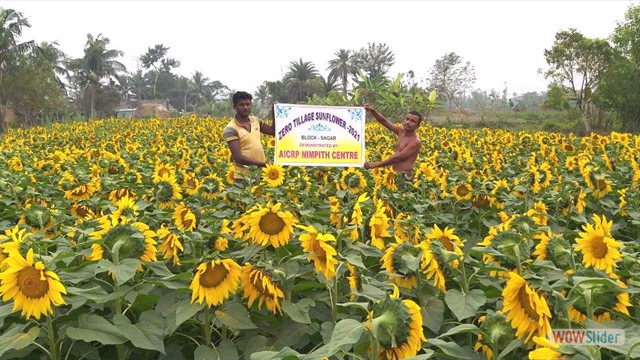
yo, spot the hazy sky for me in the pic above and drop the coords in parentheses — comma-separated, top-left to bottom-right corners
(6, 0, 638, 96)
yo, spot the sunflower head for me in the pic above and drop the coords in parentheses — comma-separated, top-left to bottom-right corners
(381, 242, 421, 289)
(241, 262, 285, 314)
(262, 163, 285, 187)
(369, 296, 426, 359)
(478, 312, 515, 351)
(0, 248, 67, 319)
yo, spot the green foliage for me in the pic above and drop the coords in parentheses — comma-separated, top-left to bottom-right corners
(543, 83, 570, 110)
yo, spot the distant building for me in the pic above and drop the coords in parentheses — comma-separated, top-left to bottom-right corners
(115, 108, 136, 119)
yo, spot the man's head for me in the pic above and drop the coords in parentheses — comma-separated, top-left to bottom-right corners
(403, 111, 423, 131)
(232, 91, 253, 117)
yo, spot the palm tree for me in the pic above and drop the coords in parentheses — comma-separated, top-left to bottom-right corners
(34, 42, 69, 93)
(72, 33, 126, 118)
(327, 49, 358, 98)
(0, 8, 34, 130)
(191, 71, 211, 107)
(284, 58, 319, 103)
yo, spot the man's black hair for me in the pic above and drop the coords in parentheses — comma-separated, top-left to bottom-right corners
(232, 91, 253, 106)
(409, 110, 423, 123)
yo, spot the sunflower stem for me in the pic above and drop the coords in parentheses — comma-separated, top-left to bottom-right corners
(46, 316, 59, 360)
(331, 275, 338, 323)
(204, 306, 212, 346)
(459, 255, 469, 294)
(369, 329, 380, 360)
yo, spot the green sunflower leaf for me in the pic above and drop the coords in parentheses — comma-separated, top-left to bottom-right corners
(66, 314, 128, 345)
(250, 347, 301, 360)
(96, 259, 140, 286)
(215, 301, 258, 330)
(282, 298, 315, 324)
(194, 345, 218, 360)
(444, 289, 487, 321)
(0, 324, 39, 358)
(113, 311, 166, 354)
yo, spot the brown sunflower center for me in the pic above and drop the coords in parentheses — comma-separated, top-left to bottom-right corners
(517, 285, 539, 321)
(590, 236, 608, 259)
(456, 185, 470, 196)
(199, 263, 228, 288)
(267, 169, 280, 180)
(439, 237, 454, 252)
(597, 179, 607, 191)
(259, 212, 285, 235)
(251, 271, 277, 299)
(158, 168, 171, 178)
(17, 266, 49, 299)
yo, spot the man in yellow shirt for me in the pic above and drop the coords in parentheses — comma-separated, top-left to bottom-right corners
(223, 91, 275, 185)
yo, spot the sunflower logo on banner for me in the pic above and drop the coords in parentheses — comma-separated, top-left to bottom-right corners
(274, 104, 365, 167)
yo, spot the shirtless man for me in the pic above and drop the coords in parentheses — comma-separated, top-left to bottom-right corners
(363, 104, 422, 183)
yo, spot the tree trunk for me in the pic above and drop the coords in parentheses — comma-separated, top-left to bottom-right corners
(90, 85, 96, 120)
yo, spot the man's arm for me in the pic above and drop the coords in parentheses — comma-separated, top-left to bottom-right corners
(260, 120, 275, 136)
(223, 126, 267, 167)
(260, 103, 276, 135)
(364, 104, 402, 134)
(364, 141, 420, 169)
(227, 139, 267, 167)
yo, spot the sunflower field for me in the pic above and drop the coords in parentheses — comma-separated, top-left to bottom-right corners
(0, 115, 639, 360)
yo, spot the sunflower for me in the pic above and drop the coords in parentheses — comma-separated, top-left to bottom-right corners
(380, 168, 398, 191)
(592, 173, 612, 198)
(157, 225, 183, 266)
(452, 183, 472, 201)
(575, 190, 587, 214)
(567, 272, 631, 323)
(349, 193, 370, 240)
(369, 201, 392, 250)
(181, 171, 202, 196)
(153, 173, 183, 209)
(190, 258, 241, 307)
(381, 242, 420, 289)
(173, 202, 197, 232)
(502, 272, 552, 345)
(575, 214, 622, 275)
(393, 213, 413, 243)
(347, 263, 361, 301)
(328, 196, 342, 228)
(618, 189, 628, 216)
(262, 163, 285, 187)
(0, 226, 30, 270)
(86, 243, 104, 261)
(0, 248, 66, 320)
(70, 203, 95, 219)
(245, 203, 297, 248)
(426, 225, 464, 268)
(65, 180, 100, 201)
(153, 161, 176, 184)
(339, 167, 367, 193)
(200, 174, 225, 200)
(213, 237, 228, 251)
(525, 201, 548, 226)
(297, 225, 338, 280)
(89, 215, 157, 263)
(475, 313, 515, 360)
(417, 240, 447, 292)
(112, 196, 139, 219)
(109, 188, 136, 203)
(368, 295, 426, 359)
(241, 263, 285, 314)
(18, 203, 56, 238)
(528, 336, 562, 360)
